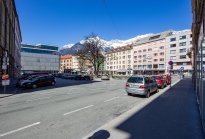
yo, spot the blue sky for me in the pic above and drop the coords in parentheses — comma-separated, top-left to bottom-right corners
(15, 0, 192, 47)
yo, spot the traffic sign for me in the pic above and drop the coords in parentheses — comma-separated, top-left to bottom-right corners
(168, 61, 173, 65)
(179, 67, 184, 72)
(2, 74, 9, 80)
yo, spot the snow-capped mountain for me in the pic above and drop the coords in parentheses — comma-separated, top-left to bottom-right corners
(58, 33, 153, 55)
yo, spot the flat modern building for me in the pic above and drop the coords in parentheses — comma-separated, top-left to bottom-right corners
(165, 30, 193, 74)
(21, 44, 60, 73)
(0, 0, 22, 78)
(105, 45, 133, 75)
(133, 31, 173, 75)
(60, 55, 72, 72)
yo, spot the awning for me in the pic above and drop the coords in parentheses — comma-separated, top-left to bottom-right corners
(117, 69, 127, 72)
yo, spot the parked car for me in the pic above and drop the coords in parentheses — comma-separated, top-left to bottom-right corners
(70, 74, 77, 80)
(63, 74, 71, 79)
(83, 74, 93, 80)
(125, 75, 158, 98)
(24, 75, 56, 89)
(75, 74, 83, 80)
(16, 75, 39, 87)
(101, 74, 110, 80)
(18, 72, 49, 82)
(162, 74, 171, 85)
(151, 75, 167, 89)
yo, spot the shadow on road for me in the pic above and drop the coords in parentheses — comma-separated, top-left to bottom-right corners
(87, 130, 110, 139)
(114, 79, 205, 139)
(16, 77, 101, 95)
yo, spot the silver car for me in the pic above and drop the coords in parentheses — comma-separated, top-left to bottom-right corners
(125, 75, 158, 98)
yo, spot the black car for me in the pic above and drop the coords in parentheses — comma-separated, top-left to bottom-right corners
(75, 74, 83, 80)
(24, 75, 56, 89)
(83, 75, 93, 80)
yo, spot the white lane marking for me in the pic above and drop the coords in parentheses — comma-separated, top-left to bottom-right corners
(67, 92, 79, 95)
(40, 91, 54, 95)
(0, 122, 40, 137)
(63, 105, 93, 116)
(104, 96, 119, 102)
(26, 96, 51, 102)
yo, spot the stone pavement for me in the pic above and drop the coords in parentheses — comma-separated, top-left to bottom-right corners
(0, 78, 18, 98)
(83, 78, 205, 139)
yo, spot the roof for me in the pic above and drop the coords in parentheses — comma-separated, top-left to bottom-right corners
(134, 30, 173, 45)
(61, 55, 72, 59)
(106, 44, 133, 54)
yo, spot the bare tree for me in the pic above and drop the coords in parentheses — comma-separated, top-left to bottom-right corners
(75, 32, 105, 76)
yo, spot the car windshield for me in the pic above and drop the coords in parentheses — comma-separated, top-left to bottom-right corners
(103, 74, 108, 76)
(31, 76, 39, 81)
(127, 77, 143, 83)
(152, 76, 161, 80)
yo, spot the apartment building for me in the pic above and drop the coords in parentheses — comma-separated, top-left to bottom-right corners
(105, 45, 133, 75)
(72, 55, 93, 73)
(165, 30, 193, 73)
(0, 0, 22, 78)
(133, 31, 173, 75)
(60, 55, 72, 72)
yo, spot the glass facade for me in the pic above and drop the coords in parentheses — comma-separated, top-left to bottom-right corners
(21, 44, 58, 54)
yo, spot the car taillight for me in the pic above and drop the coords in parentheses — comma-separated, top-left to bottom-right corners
(126, 83, 130, 87)
(139, 85, 146, 89)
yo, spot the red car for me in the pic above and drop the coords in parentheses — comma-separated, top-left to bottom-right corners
(151, 75, 167, 89)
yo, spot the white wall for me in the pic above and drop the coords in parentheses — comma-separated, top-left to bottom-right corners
(21, 52, 60, 71)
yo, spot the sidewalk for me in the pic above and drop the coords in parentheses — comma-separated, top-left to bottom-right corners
(83, 78, 205, 139)
(0, 78, 19, 98)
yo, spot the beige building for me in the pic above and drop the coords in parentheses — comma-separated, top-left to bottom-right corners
(60, 55, 72, 72)
(105, 45, 133, 75)
(72, 55, 93, 73)
(133, 31, 173, 75)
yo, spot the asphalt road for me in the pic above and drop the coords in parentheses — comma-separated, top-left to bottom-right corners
(0, 76, 179, 139)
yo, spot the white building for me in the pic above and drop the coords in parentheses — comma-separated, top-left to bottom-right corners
(165, 30, 193, 74)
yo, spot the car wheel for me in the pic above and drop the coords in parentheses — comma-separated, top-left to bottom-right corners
(145, 90, 150, 98)
(32, 84, 37, 89)
(51, 81, 55, 86)
(161, 85, 164, 89)
(155, 88, 159, 93)
(127, 93, 132, 96)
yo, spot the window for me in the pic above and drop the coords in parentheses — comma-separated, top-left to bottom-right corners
(134, 61, 137, 63)
(128, 55, 131, 58)
(143, 60, 146, 62)
(123, 61, 125, 64)
(159, 64, 164, 69)
(138, 50, 141, 53)
(154, 53, 158, 56)
(153, 64, 158, 68)
(190, 34, 192, 38)
(160, 52, 164, 55)
(138, 60, 141, 63)
(147, 65, 152, 69)
(180, 48, 186, 53)
(180, 55, 186, 59)
(134, 51, 137, 53)
(170, 37, 176, 41)
(170, 56, 176, 60)
(179, 35, 186, 40)
(143, 54, 146, 57)
(159, 46, 164, 49)
(148, 48, 152, 51)
(123, 56, 125, 59)
(123, 65, 125, 68)
(143, 49, 146, 52)
(170, 50, 176, 54)
(119, 61, 121, 64)
(154, 59, 158, 62)
(170, 44, 176, 47)
(123, 51, 125, 54)
(149, 35, 160, 40)
(138, 55, 141, 58)
(173, 62, 176, 66)
(160, 58, 164, 61)
(128, 50, 131, 53)
(179, 42, 186, 46)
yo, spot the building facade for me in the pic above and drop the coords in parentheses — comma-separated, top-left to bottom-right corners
(165, 30, 193, 74)
(21, 44, 60, 73)
(105, 45, 133, 75)
(191, 0, 205, 130)
(133, 31, 172, 75)
(60, 55, 72, 72)
(0, 0, 22, 78)
(72, 55, 93, 73)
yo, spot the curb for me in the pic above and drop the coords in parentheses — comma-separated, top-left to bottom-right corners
(0, 88, 18, 99)
(82, 79, 181, 139)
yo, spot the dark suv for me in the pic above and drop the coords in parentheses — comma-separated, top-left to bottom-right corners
(24, 75, 56, 89)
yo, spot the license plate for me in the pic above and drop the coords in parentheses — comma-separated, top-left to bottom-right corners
(133, 85, 139, 87)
